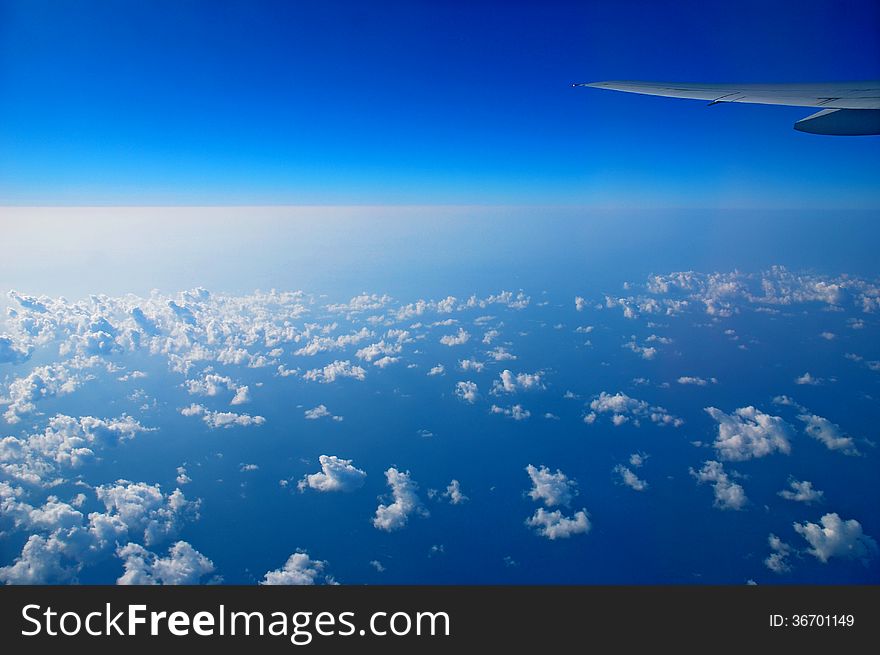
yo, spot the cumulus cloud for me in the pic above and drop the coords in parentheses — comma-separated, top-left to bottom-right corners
(764, 534, 793, 574)
(525, 508, 590, 539)
(303, 360, 366, 383)
(116, 541, 215, 585)
(303, 404, 343, 422)
(294, 328, 373, 357)
(439, 328, 470, 346)
(705, 406, 792, 461)
(677, 376, 717, 386)
(794, 372, 823, 386)
(486, 347, 517, 362)
(95, 480, 201, 546)
(797, 414, 860, 456)
(778, 479, 824, 504)
(179, 404, 266, 429)
(184, 372, 249, 406)
(2, 363, 92, 423)
(427, 364, 445, 376)
(261, 551, 335, 585)
(0, 481, 200, 584)
(442, 479, 468, 505)
(0, 334, 31, 364)
(297, 455, 367, 493)
(574, 296, 587, 312)
(455, 381, 478, 403)
(613, 465, 647, 491)
(372, 468, 428, 531)
(492, 370, 545, 394)
(584, 392, 682, 428)
(0, 414, 153, 487)
(525, 464, 577, 507)
(175, 466, 191, 485)
(794, 513, 877, 563)
(690, 460, 747, 510)
(355, 340, 402, 362)
(490, 404, 531, 420)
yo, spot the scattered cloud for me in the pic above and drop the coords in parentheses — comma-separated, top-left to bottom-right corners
(261, 551, 335, 585)
(116, 541, 215, 585)
(298, 455, 367, 493)
(778, 479, 824, 504)
(690, 460, 747, 510)
(794, 513, 877, 563)
(797, 414, 860, 456)
(705, 406, 792, 461)
(525, 508, 590, 539)
(455, 381, 479, 404)
(526, 464, 577, 507)
(304, 404, 343, 422)
(373, 468, 428, 532)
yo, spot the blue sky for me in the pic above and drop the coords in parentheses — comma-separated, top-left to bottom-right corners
(1, 0, 878, 206)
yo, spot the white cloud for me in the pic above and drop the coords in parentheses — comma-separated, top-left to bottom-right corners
(427, 364, 445, 376)
(2, 363, 92, 423)
(677, 376, 717, 386)
(525, 464, 577, 507)
(486, 346, 517, 361)
(794, 372, 823, 386)
(372, 468, 428, 531)
(613, 465, 647, 491)
(298, 455, 367, 493)
(180, 404, 266, 429)
(95, 480, 201, 546)
(439, 328, 470, 346)
(230, 386, 251, 405)
(355, 340, 401, 362)
(0, 414, 153, 487)
(575, 296, 587, 312)
(0, 334, 31, 364)
(0, 480, 201, 584)
(764, 534, 793, 574)
(778, 479, 824, 504)
(261, 551, 335, 585)
(303, 360, 366, 384)
(304, 404, 343, 422)
(482, 329, 500, 344)
(797, 414, 860, 456)
(492, 369, 545, 394)
(294, 328, 373, 356)
(690, 460, 747, 510)
(455, 381, 479, 404)
(794, 513, 877, 563)
(490, 404, 531, 420)
(442, 479, 468, 505)
(705, 406, 792, 461)
(326, 293, 390, 314)
(623, 338, 657, 360)
(459, 359, 485, 373)
(585, 392, 683, 428)
(116, 541, 215, 585)
(525, 508, 590, 539)
(175, 466, 191, 485)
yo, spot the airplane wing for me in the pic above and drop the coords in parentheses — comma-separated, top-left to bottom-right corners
(574, 81, 880, 135)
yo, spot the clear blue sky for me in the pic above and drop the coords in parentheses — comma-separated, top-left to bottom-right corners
(1, 0, 878, 206)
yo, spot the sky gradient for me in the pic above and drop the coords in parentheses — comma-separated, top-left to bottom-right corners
(1, 0, 878, 207)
